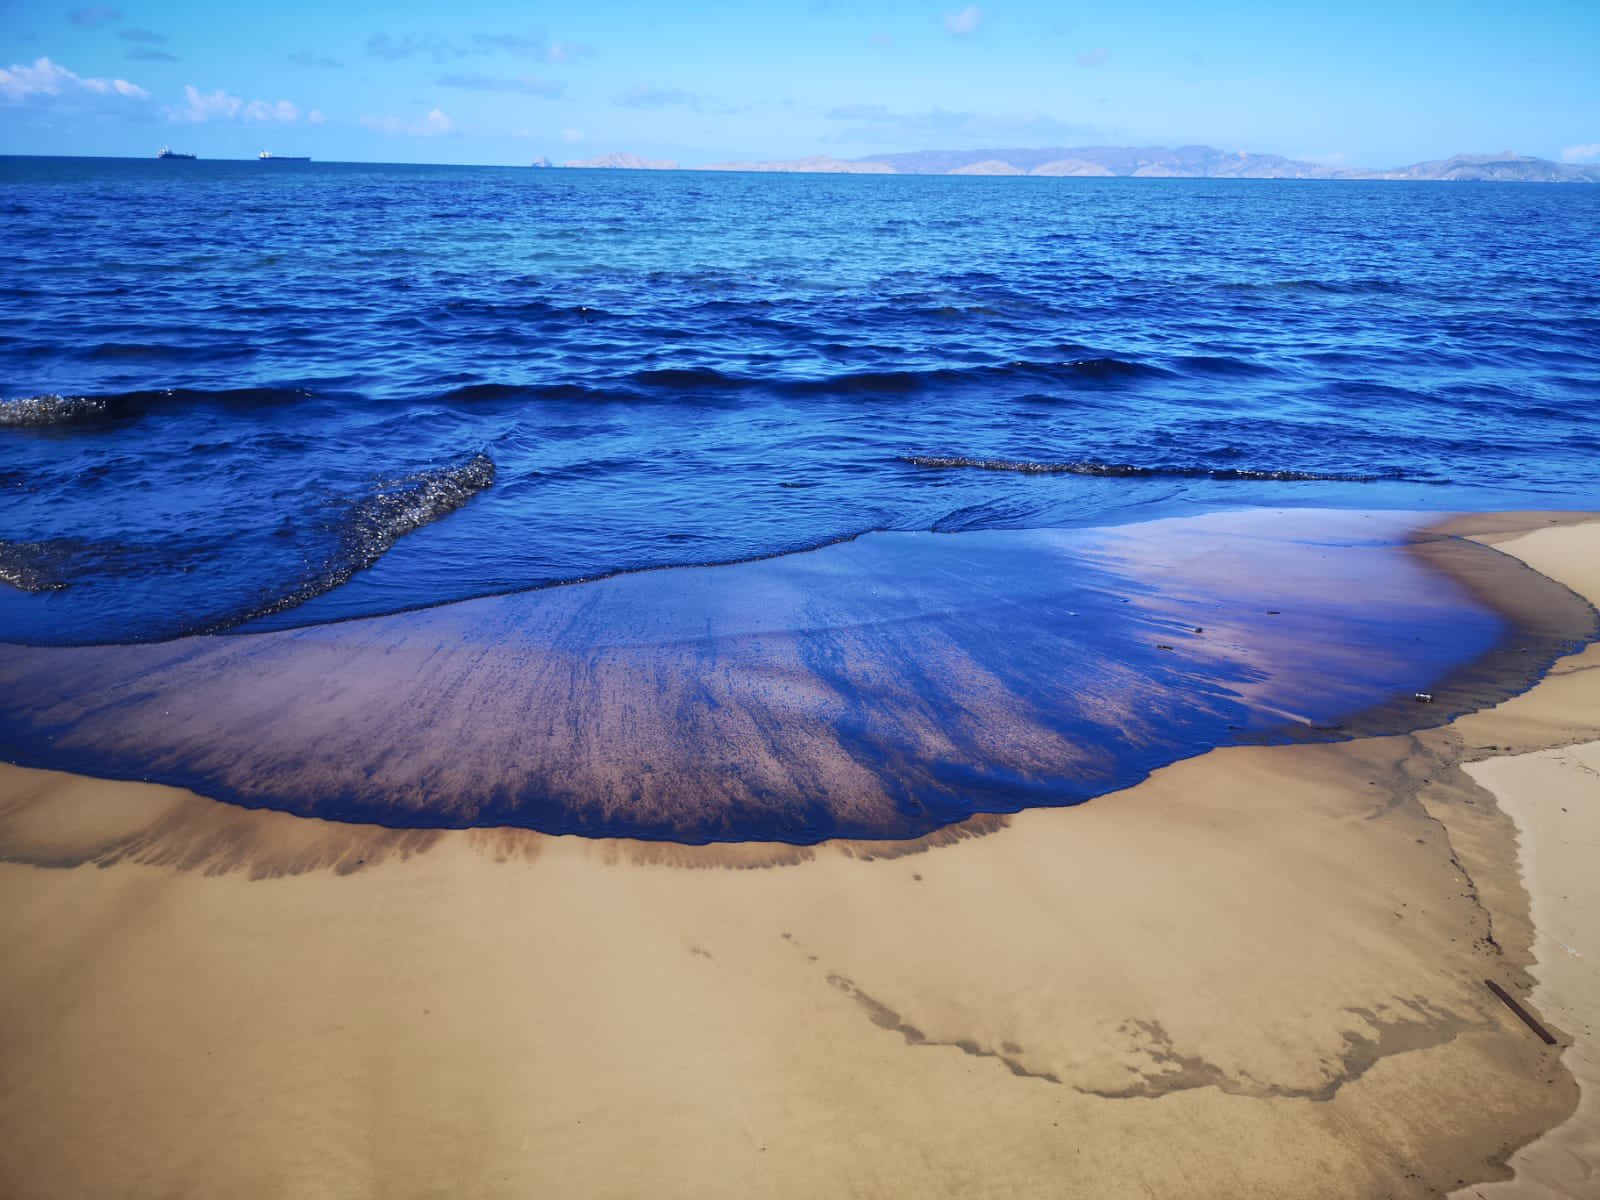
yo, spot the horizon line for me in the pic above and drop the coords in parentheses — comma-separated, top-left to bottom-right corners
(4, 145, 1596, 182)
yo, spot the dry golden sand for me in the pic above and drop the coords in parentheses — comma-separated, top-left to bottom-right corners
(1443, 520, 1600, 1200)
(0, 513, 1596, 1199)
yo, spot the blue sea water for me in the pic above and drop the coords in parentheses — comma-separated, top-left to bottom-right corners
(2, 156, 1598, 646)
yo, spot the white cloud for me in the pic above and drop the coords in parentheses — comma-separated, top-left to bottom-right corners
(361, 107, 456, 136)
(83, 77, 149, 97)
(0, 56, 148, 102)
(943, 5, 983, 35)
(168, 85, 303, 123)
(308, 109, 326, 124)
(245, 99, 300, 122)
(170, 85, 240, 121)
(1561, 143, 1600, 163)
(562, 127, 584, 143)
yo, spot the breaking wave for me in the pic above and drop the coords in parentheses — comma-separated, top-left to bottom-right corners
(0, 387, 318, 428)
(0, 540, 73, 592)
(217, 452, 497, 631)
(0, 394, 111, 427)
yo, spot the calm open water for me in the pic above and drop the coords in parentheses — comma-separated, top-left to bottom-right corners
(3, 157, 1598, 646)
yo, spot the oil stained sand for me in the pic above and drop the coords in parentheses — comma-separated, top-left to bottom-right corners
(0, 510, 1597, 1199)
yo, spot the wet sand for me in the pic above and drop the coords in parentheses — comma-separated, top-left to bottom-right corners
(0, 511, 1597, 1198)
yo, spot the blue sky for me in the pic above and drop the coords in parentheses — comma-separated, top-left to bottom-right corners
(2, 1, 1597, 166)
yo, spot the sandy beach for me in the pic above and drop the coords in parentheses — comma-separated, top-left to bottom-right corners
(1, 511, 1596, 1199)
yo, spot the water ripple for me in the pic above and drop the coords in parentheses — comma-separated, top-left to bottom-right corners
(1, 160, 1597, 644)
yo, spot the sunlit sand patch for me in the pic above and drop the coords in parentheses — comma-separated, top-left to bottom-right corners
(0, 765, 440, 879)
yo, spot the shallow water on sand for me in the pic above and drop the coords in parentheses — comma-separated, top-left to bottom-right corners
(1, 510, 1590, 843)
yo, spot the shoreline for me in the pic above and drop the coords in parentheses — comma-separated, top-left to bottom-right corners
(1441, 520, 1600, 1198)
(2, 507, 1591, 846)
(1452, 743, 1600, 1199)
(0, 509, 1597, 1197)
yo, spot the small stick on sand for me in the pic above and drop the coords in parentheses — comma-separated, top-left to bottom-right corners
(1484, 979, 1558, 1045)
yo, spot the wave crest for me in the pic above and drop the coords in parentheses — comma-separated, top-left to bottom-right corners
(224, 452, 497, 629)
(0, 540, 73, 592)
(899, 455, 1435, 483)
(0, 394, 110, 428)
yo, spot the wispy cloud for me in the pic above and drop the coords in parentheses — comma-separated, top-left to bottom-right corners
(167, 88, 236, 120)
(367, 33, 457, 63)
(1560, 143, 1600, 163)
(368, 31, 587, 64)
(1076, 48, 1110, 68)
(68, 5, 121, 27)
(614, 85, 700, 110)
(0, 56, 146, 101)
(361, 107, 456, 136)
(612, 85, 748, 115)
(943, 5, 983, 35)
(468, 32, 544, 55)
(825, 103, 1098, 146)
(468, 32, 592, 61)
(244, 99, 301, 122)
(543, 41, 590, 64)
(167, 85, 303, 123)
(126, 48, 178, 62)
(117, 27, 164, 43)
(437, 72, 565, 97)
(289, 52, 344, 69)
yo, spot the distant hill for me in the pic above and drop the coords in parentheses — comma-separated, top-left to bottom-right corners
(948, 159, 1026, 176)
(565, 145, 1599, 181)
(856, 144, 1339, 178)
(1354, 152, 1600, 182)
(1030, 159, 1115, 177)
(700, 155, 892, 174)
(564, 152, 679, 170)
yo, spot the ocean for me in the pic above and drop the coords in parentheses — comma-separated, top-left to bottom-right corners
(3, 157, 1598, 648)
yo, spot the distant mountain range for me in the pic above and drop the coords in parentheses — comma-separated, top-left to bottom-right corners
(563, 151, 682, 171)
(562, 146, 1600, 182)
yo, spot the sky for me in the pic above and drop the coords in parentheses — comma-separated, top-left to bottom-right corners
(1, 0, 1597, 167)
